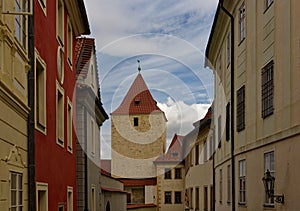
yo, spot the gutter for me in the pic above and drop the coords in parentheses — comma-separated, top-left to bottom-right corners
(28, 1, 36, 210)
(219, 1, 236, 211)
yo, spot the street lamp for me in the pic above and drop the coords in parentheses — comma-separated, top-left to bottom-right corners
(262, 170, 284, 204)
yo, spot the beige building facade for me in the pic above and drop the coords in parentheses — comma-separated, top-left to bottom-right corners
(183, 109, 213, 211)
(0, 1, 30, 210)
(206, 0, 300, 210)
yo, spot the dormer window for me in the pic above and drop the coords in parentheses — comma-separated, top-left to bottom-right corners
(134, 98, 140, 106)
(172, 152, 179, 158)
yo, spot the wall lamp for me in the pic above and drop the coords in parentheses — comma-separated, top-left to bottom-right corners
(262, 170, 284, 204)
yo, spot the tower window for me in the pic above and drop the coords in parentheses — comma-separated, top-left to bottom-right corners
(134, 117, 138, 126)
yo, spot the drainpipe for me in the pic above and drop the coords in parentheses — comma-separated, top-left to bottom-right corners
(219, 1, 235, 211)
(28, 1, 36, 210)
(84, 108, 89, 211)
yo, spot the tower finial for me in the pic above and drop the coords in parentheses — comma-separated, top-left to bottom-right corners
(137, 60, 141, 73)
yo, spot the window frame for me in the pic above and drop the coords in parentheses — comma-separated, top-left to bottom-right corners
(67, 98, 73, 153)
(14, 0, 27, 50)
(219, 169, 223, 203)
(133, 117, 139, 127)
(56, 81, 65, 148)
(238, 160, 246, 205)
(10, 171, 23, 210)
(35, 49, 47, 134)
(174, 191, 182, 204)
(227, 165, 231, 203)
(67, 16, 73, 67)
(91, 119, 95, 156)
(239, 2, 246, 43)
(164, 191, 172, 204)
(237, 85, 245, 132)
(56, 0, 64, 47)
(261, 61, 274, 118)
(264, 151, 275, 206)
(174, 168, 182, 179)
(265, 0, 274, 11)
(164, 168, 172, 180)
(38, 0, 47, 15)
(67, 187, 73, 211)
(36, 182, 48, 211)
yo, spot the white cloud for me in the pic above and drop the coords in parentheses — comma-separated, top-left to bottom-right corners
(158, 97, 211, 147)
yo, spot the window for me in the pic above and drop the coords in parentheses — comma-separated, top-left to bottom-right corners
(195, 144, 199, 165)
(203, 141, 207, 162)
(57, 0, 64, 46)
(204, 187, 208, 211)
(265, 0, 273, 10)
(195, 188, 199, 210)
(261, 61, 274, 118)
(175, 168, 181, 179)
(175, 192, 182, 204)
(237, 86, 245, 132)
(239, 160, 246, 204)
(67, 99, 72, 152)
(264, 151, 275, 205)
(190, 188, 193, 209)
(35, 51, 47, 133)
(164, 168, 171, 179)
(91, 187, 96, 211)
(239, 2, 246, 42)
(219, 169, 222, 203)
(67, 17, 73, 66)
(91, 120, 95, 155)
(227, 165, 231, 203)
(38, 0, 47, 14)
(10, 172, 23, 210)
(56, 82, 64, 147)
(226, 103, 230, 141)
(165, 192, 172, 204)
(227, 33, 231, 66)
(67, 187, 73, 211)
(58, 203, 64, 211)
(133, 117, 138, 126)
(37, 183, 48, 211)
(171, 152, 179, 158)
(15, 0, 27, 49)
(57, 46, 64, 84)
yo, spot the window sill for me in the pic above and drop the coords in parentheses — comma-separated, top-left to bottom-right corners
(263, 203, 275, 209)
(238, 202, 246, 207)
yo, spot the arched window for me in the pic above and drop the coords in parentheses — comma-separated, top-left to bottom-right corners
(106, 201, 110, 211)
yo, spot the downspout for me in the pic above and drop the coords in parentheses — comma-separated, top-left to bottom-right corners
(84, 108, 88, 211)
(28, 1, 36, 210)
(219, 1, 235, 211)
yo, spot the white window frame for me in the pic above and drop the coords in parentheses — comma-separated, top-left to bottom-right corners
(91, 119, 95, 156)
(265, 0, 273, 10)
(264, 151, 275, 206)
(14, 0, 28, 50)
(239, 2, 246, 42)
(10, 171, 23, 210)
(91, 186, 96, 211)
(57, 46, 64, 84)
(67, 98, 73, 153)
(238, 159, 246, 204)
(56, 81, 64, 148)
(219, 169, 222, 203)
(67, 186, 73, 211)
(67, 16, 73, 67)
(56, 0, 64, 46)
(34, 49, 47, 134)
(36, 182, 48, 211)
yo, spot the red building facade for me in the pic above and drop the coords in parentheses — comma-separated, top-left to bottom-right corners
(34, 0, 90, 210)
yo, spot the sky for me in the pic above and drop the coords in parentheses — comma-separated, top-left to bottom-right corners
(84, 0, 219, 159)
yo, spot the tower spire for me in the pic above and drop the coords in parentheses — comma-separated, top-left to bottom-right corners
(137, 60, 141, 73)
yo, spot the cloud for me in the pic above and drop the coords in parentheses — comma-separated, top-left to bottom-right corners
(157, 97, 210, 147)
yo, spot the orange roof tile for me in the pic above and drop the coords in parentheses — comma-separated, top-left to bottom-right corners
(112, 74, 164, 115)
(119, 178, 157, 187)
(127, 204, 156, 209)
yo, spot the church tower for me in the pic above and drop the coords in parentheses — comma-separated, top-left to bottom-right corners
(111, 66, 167, 179)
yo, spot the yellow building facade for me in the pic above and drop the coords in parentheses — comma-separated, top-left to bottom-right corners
(206, 0, 300, 210)
(0, 0, 30, 210)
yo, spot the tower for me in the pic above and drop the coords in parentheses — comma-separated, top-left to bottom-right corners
(111, 70, 167, 179)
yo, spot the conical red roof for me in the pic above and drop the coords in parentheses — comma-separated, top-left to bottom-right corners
(112, 73, 163, 115)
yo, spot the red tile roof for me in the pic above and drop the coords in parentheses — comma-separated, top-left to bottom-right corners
(127, 204, 156, 209)
(119, 178, 157, 187)
(112, 74, 165, 115)
(101, 159, 112, 177)
(75, 37, 98, 83)
(154, 134, 184, 163)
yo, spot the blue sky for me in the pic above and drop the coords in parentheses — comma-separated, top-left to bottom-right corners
(84, 0, 219, 158)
